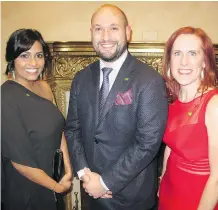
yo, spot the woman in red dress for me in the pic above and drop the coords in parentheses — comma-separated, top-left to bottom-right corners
(158, 26, 218, 210)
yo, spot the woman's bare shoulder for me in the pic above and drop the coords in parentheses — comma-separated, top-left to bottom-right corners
(207, 94, 218, 110)
(205, 94, 218, 126)
(37, 80, 54, 102)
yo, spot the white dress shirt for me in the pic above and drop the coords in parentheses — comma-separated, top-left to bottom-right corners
(99, 49, 128, 90)
(77, 50, 128, 191)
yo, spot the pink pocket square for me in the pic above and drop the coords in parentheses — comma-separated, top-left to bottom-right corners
(115, 88, 133, 105)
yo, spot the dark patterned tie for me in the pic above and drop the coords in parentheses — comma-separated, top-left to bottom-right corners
(99, 67, 113, 112)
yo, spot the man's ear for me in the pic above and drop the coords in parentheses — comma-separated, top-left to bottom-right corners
(126, 25, 132, 42)
(90, 27, 93, 40)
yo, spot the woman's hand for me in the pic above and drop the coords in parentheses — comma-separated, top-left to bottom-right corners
(63, 171, 73, 182)
(157, 176, 162, 197)
(54, 173, 72, 193)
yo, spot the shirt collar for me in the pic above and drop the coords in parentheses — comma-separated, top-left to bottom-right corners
(100, 49, 128, 71)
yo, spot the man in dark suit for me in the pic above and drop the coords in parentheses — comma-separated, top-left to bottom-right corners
(65, 4, 168, 210)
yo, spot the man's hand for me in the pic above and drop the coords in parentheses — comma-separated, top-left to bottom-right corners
(83, 170, 107, 199)
(81, 168, 90, 184)
(81, 168, 112, 199)
(101, 190, 113, 199)
(81, 174, 90, 184)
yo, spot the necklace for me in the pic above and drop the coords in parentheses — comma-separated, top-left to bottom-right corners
(187, 110, 193, 117)
(179, 90, 199, 117)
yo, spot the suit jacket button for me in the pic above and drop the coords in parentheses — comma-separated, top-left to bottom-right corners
(95, 139, 99, 144)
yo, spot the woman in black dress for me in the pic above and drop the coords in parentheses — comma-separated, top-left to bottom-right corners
(1, 29, 72, 210)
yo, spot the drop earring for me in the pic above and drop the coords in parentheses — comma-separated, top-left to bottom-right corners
(167, 68, 171, 79)
(201, 70, 204, 80)
(12, 71, 16, 80)
(40, 73, 42, 80)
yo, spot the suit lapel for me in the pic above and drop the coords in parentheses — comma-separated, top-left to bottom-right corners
(99, 53, 135, 123)
(89, 61, 100, 127)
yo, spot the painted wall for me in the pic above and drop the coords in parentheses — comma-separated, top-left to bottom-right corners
(2, 1, 218, 82)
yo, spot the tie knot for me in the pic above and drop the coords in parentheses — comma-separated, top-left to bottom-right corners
(102, 67, 113, 77)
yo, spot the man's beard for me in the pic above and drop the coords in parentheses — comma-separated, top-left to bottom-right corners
(94, 42, 127, 62)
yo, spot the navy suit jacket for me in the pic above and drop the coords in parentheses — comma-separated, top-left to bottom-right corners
(65, 53, 168, 210)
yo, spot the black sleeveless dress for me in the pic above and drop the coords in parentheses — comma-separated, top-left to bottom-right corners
(1, 80, 65, 210)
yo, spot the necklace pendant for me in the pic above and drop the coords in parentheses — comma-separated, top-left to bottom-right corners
(187, 111, 192, 117)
